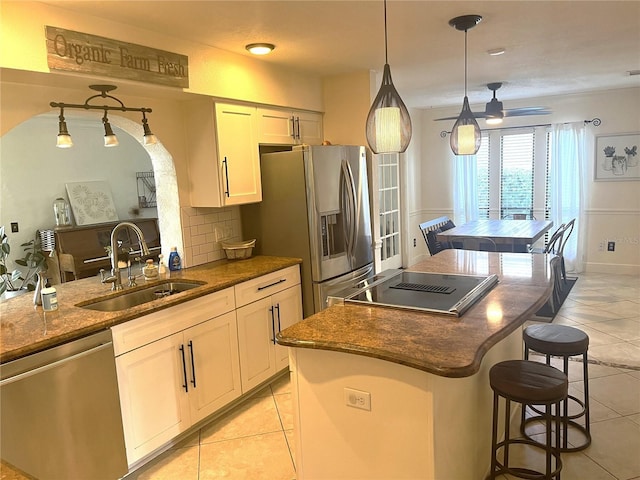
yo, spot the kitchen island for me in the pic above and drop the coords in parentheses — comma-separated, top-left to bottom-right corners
(276, 250, 554, 479)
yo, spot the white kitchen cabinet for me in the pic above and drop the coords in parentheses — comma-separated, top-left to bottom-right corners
(185, 101, 261, 207)
(114, 331, 191, 466)
(112, 289, 241, 465)
(235, 266, 303, 391)
(257, 107, 323, 145)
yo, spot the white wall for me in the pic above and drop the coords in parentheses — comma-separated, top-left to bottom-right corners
(1, 115, 156, 248)
(0, 1, 323, 112)
(409, 87, 640, 274)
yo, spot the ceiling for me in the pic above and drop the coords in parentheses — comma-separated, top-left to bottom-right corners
(40, 1, 640, 110)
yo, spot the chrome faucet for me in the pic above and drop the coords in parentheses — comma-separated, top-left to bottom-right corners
(100, 222, 151, 291)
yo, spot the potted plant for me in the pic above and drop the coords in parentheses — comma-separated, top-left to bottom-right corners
(0, 226, 47, 296)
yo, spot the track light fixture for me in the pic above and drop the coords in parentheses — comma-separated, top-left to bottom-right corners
(365, 0, 412, 154)
(56, 107, 73, 148)
(449, 15, 482, 156)
(50, 85, 154, 148)
(141, 111, 157, 145)
(102, 111, 119, 147)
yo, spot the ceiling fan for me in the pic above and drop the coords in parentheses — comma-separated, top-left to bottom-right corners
(435, 82, 552, 124)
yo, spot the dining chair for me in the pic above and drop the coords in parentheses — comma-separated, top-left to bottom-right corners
(556, 219, 575, 283)
(530, 223, 565, 255)
(419, 216, 454, 256)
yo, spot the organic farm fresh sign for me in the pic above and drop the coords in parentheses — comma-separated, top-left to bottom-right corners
(45, 26, 189, 88)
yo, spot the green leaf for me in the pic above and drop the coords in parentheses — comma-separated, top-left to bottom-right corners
(15, 259, 27, 267)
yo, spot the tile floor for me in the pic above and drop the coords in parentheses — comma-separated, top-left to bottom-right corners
(126, 271, 640, 480)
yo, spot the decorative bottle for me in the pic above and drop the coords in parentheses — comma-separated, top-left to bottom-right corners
(143, 259, 159, 280)
(168, 247, 181, 271)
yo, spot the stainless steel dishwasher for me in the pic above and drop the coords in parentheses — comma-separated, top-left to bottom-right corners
(1, 329, 128, 479)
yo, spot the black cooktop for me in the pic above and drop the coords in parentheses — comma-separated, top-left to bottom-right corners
(344, 270, 499, 317)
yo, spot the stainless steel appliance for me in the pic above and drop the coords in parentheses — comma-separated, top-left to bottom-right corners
(241, 145, 373, 317)
(329, 269, 499, 317)
(1, 329, 128, 479)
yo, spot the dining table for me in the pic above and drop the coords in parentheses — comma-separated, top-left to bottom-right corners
(435, 219, 553, 252)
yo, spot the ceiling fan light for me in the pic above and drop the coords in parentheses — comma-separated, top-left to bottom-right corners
(451, 96, 481, 155)
(366, 64, 412, 154)
(485, 117, 503, 125)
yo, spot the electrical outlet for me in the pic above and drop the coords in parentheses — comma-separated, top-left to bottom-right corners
(223, 225, 233, 239)
(607, 241, 615, 252)
(598, 241, 605, 251)
(10, 222, 18, 233)
(344, 387, 371, 411)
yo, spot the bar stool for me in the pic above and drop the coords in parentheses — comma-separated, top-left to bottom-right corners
(489, 360, 568, 480)
(522, 324, 591, 451)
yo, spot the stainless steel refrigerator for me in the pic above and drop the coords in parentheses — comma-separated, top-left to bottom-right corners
(241, 145, 374, 317)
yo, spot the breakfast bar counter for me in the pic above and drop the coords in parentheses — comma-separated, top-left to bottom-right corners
(276, 250, 555, 480)
(277, 249, 554, 377)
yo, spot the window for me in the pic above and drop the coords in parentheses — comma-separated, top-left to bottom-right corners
(475, 127, 550, 221)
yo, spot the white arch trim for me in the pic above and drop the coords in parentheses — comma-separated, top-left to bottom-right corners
(108, 114, 184, 263)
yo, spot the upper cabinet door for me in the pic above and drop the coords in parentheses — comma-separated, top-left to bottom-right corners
(185, 101, 261, 207)
(296, 111, 324, 146)
(215, 103, 262, 205)
(257, 108, 323, 145)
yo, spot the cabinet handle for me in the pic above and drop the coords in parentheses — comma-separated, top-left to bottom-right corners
(290, 116, 296, 140)
(223, 156, 230, 197)
(275, 303, 282, 333)
(179, 344, 189, 393)
(188, 340, 197, 388)
(294, 117, 301, 140)
(257, 278, 286, 291)
(269, 306, 276, 345)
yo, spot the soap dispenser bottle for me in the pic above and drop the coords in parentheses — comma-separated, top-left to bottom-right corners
(168, 247, 181, 271)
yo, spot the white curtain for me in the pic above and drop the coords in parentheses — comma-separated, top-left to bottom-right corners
(550, 122, 587, 273)
(453, 154, 479, 225)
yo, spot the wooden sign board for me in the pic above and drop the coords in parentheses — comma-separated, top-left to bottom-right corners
(45, 26, 189, 88)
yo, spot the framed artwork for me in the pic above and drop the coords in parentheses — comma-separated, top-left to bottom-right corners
(594, 132, 640, 181)
(65, 181, 119, 225)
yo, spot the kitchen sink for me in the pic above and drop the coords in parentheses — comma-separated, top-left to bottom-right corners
(77, 281, 205, 312)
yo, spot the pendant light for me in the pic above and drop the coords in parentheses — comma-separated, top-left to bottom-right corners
(449, 15, 482, 156)
(365, 0, 412, 154)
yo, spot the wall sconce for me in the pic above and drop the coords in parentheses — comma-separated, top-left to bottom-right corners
(50, 85, 155, 148)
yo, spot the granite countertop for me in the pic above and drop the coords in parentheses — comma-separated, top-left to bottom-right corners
(0, 255, 301, 364)
(277, 250, 554, 378)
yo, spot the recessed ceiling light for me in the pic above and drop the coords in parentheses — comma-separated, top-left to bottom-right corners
(487, 48, 506, 56)
(245, 43, 275, 55)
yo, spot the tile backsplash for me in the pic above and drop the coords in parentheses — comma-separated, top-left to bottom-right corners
(180, 206, 243, 267)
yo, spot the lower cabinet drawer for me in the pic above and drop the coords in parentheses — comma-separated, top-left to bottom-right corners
(234, 266, 300, 308)
(112, 287, 235, 356)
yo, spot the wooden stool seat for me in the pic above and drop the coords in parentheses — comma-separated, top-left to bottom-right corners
(524, 324, 589, 356)
(523, 324, 591, 452)
(489, 360, 568, 480)
(490, 360, 568, 404)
